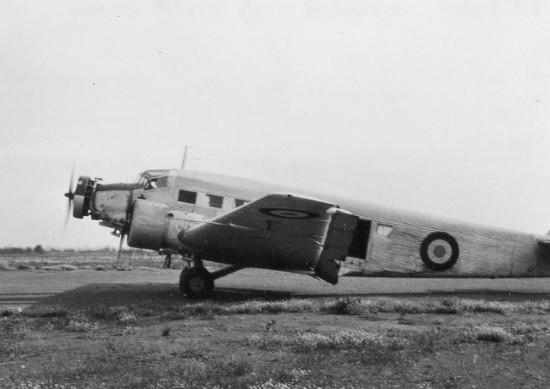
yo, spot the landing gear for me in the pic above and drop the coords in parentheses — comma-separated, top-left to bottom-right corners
(178, 256, 243, 299)
(179, 266, 214, 299)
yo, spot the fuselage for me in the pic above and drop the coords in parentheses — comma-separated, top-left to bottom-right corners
(72, 169, 550, 278)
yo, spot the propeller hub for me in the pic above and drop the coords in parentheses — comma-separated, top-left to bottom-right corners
(64, 192, 74, 200)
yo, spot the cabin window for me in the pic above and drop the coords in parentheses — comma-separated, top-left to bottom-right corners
(207, 194, 224, 209)
(376, 224, 394, 237)
(178, 190, 197, 204)
(234, 199, 248, 208)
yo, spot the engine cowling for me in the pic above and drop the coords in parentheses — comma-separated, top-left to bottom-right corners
(73, 176, 95, 219)
(127, 200, 169, 251)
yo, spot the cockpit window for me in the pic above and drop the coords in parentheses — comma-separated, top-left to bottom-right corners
(207, 194, 224, 209)
(137, 176, 148, 188)
(144, 176, 168, 190)
(178, 190, 197, 204)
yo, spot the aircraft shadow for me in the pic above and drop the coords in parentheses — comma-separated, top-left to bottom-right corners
(216, 287, 550, 301)
(23, 283, 550, 315)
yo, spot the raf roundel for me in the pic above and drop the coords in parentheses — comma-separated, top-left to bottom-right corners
(420, 232, 459, 271)
(259, 208, 319, 219)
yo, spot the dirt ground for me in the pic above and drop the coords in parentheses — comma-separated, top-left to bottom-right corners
(2, 259, 550, 388)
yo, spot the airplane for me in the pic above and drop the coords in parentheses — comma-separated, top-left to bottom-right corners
(64, 168, 550, 298)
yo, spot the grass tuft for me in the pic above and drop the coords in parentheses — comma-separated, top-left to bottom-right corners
(25, 306, 69, 318)
(90, 305, 137, 323)
(17, 263, 34, 270)
(65, 317, 100, 333)
(1, 306, 22, 317)
(326, 297, 365, 315)
(248, 329, 407, 352)
(60, 264, 78, 271)
(458, 323, 550, 344)
(0, 262, 14, 271)
(466, 325, 515, 343)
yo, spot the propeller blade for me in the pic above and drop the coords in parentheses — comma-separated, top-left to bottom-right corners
(68, 164, 75, 196)
(63, 164, 76, 234)
(63, 199, 72, 233)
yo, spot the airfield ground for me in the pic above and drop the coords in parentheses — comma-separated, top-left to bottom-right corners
(2, 254, 550, 388)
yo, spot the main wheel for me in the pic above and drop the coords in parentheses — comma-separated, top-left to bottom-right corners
(179, 267, 214, 299)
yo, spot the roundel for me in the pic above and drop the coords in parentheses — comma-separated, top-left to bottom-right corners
(259, 208, 319, 219)
(419, 232, 459, 271)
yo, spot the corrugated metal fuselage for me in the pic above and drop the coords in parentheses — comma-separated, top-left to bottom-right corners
(101, 169, 550, 278)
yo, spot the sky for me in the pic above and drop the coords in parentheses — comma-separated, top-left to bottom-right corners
(0, 0, 549, 249)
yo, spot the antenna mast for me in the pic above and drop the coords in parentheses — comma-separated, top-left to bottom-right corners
(180, 145, 189, 170)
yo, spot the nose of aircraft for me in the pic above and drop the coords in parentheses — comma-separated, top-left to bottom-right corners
(64, 174, 96, 220)
(72, 176, 95, 219)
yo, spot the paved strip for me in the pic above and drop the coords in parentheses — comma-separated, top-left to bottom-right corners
(0, 294, 53, 305)
(2, 268, 550, 308)
(0, 269, 176, 307)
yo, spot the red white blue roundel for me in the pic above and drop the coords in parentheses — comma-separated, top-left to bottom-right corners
(420, 232, 459, 271)
(259, 208, 319, 219)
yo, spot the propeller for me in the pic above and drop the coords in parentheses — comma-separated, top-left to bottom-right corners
(63, 165, 75, 233)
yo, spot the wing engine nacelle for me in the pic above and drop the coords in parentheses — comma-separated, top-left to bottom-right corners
(67, 171, 185, 253)
(127, 200, 169, 251)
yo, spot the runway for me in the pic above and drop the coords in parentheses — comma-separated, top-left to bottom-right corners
(2, 268, 550, 308)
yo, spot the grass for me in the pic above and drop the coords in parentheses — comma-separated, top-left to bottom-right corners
(459, 322, 550, 344)
(13, 296, 550, 322)
(247, 329, 409, 352)
(322, 296, 550, 316)
(3, 296, 550, 388)
(0, 250, 184, 272)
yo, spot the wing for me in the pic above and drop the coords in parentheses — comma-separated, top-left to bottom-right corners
(178, 193, 359, 284)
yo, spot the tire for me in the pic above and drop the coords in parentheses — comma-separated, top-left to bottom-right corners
(179, 267, 214, 299)
(419, 232, 459, 271)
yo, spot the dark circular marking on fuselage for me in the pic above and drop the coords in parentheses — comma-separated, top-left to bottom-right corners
(420, 231, 459, 271)
(433, 245, 447, 258)
(259, 208, 320, 219)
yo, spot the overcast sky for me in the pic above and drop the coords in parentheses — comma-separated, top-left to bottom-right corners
(1, 0, 549, 249)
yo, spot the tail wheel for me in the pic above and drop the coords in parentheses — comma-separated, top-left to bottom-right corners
(179, 267, 214, 299)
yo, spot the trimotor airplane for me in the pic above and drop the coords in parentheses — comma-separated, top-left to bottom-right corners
(64, 168, 550, 298)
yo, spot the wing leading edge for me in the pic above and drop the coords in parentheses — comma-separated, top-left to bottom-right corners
(177, 193, 359, 284)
